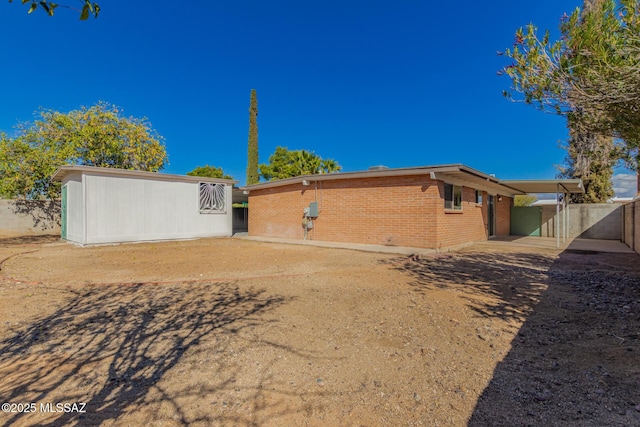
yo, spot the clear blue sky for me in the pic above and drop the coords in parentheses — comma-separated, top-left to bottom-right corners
(0, 1, 635, 195)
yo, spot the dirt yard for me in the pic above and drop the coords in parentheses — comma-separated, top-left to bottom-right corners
(0, 235, 639, 426)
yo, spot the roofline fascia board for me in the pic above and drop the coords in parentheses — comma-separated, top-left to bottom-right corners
(435, 175, 524, 197)
(501, 179, 584, 194)
(240, 164, 483, 191)
(51, 165, 238, 185)
(457, 165, 502, 184)
(241, 165, 525, 197)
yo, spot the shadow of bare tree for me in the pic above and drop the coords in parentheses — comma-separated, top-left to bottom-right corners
(0, 280, 292, 426)
(0, 234, 61, 247)
(467, 250, 640, 426)
(383, 249, 640, 425)
(7, 200, 60, 231)
(382, 251, 555, 324)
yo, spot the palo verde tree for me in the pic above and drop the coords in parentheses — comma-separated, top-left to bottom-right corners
(8, 0, 99, 19)
(246, 89, 259, 185)
(514, 195, 538, 207)
(500, 0, 640, 201)
(259, 146, 341, 181)
(0, 102, 167, 199)
(187, 165, 234, 180)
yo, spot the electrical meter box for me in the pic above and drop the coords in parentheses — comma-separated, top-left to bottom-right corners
(308, 202, 319, 217)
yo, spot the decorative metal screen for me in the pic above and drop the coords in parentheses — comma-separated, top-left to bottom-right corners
(199, 183, 226, 213)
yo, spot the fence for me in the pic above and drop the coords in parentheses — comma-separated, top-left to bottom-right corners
(622, 200, 640, 255)
(539, 203, 623, 240)
(0, 199, 61, 234)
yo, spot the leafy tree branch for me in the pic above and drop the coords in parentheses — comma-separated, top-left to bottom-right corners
(8, 0, 99, 19)
(0, 102, 167, 199)
(259, 146, 341, 181)
(187, 165, 234, 180)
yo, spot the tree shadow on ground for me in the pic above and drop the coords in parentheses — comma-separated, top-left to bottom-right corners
(0, 280, 307, 426)
(382, 251, 555, 324)
(0, 234, 60, 247)
(384, 249, 640, 425)
(467, 250, 640, 426)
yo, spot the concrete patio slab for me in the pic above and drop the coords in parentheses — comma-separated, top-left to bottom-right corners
(485, 236, 635, 254)
(234, 234, 636, 255)
(234, 234, 438, 256)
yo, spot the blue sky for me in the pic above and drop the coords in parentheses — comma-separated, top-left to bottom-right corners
(0, 1, 636, 195)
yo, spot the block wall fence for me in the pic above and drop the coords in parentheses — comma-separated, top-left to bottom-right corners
(0, 199, 61, 234)
(623, 200, 640, 256)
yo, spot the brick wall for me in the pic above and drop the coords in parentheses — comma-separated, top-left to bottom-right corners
(248, 175, 511, 249)
(435, 185, 488, 248)
(496, 196, 512, 237)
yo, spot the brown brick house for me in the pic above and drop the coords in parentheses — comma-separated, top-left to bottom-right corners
(240, 164, 578, 250)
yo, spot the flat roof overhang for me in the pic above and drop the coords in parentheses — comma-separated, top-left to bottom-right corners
(501, 179, 584, 194)
(51, 165, 238, 185)
(241, 164, 527, 197)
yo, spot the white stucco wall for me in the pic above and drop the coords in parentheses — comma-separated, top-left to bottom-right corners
(63, 171, 233, 245)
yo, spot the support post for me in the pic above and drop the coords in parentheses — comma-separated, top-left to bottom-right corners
(565, 193, 570, 242)
(556, 184, 560, 249)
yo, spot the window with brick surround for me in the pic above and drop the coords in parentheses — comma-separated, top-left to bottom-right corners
(444, 183, 462, 210)
(199, 182, 226, 213)
(475, 190, 483, 204)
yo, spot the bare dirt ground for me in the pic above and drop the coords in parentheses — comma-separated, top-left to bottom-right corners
(0, 235, 638, 426)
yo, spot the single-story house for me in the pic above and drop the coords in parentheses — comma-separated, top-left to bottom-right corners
(52, 166, 237, 245)
(240, 164, 583, 250)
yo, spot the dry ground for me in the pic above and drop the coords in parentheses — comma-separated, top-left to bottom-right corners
(0, 235, 638, 426)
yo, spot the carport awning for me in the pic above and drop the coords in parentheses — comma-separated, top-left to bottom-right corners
(500, 179, 584, 194)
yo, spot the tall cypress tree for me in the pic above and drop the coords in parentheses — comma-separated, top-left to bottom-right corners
(246, 89, 259, 185)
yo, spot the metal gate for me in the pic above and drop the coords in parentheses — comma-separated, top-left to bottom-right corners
(61, 185, 67, 240)
(510, 206, 542, 236)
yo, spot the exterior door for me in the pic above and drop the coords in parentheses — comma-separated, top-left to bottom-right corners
(488, 195, 495, 237)
(61, 185, 67, 240)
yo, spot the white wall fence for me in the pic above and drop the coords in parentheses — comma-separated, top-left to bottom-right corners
(540, 203, 623, 240)
(622, 200, 640, 255)
(0, 199, 61, 234)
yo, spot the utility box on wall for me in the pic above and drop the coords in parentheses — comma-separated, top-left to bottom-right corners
(308, 202, 319, 217)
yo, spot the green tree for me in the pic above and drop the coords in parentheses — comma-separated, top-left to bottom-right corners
(187, 165, 233, 180)
(500, 0, 640, 146)
(259, 146, 341, 181)
(514, 195, 538, 207)
(0, 102, 167, 199)
(246, 89, 259, 185)
(8, 0, 99, 19)
(500, 0, 637, 201)
(0, 130, 76, 199)
(558, 116, 617, 202)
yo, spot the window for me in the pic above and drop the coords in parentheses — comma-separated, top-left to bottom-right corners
(475, 190, 483, 205)
(444, 183, 462, 211)
(199, 183, 226, 213)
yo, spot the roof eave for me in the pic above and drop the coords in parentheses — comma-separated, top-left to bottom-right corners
(239, 164, 474, 191)
(51, 165, 238, 185)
